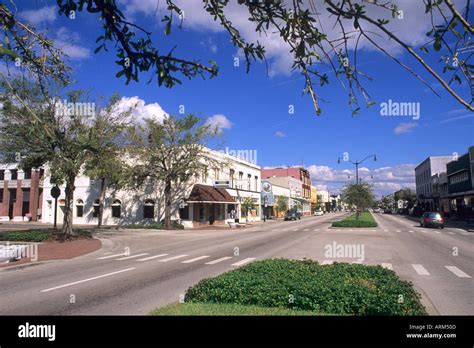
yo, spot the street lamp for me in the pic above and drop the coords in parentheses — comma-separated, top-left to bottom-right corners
(338, 154, 377, 183)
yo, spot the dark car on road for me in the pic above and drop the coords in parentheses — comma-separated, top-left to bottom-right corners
(420, 212, 444, 229)
(284, 210, 301, 221)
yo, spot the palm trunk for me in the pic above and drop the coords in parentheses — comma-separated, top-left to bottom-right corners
(98, 177, 106, 228)
(60, 175, 76, 237)
(164, 179, 172, 229)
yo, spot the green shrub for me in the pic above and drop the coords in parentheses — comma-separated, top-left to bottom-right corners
(0, 230, 52, 242)
(185, 259, 426, 315)
(124, 223, 163, 229)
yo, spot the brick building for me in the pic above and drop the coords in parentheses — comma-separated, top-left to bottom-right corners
(0, 164, 43, 221)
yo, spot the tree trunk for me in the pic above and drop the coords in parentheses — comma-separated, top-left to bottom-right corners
(98, 177, 106, 228)
(164, 179, 172, 229)
(60, 175, 76, 237)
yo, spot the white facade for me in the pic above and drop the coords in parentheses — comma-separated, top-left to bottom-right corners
(41, 148, 261, 228)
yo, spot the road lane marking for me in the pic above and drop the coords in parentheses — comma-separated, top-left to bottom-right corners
(396, 230, 401, 232)
(304, 228, 309, 231)
(408, 230, 414, 233)
(434, 231, 441, 234)
(445, 266, 471, 278)
(448, 232, 455, 235)
(321, 260, 334, 265)
(384, 229, 389, 232)
(313, 228, 319, 231)
(421, 230, 427, 233)
(159, 255, 188, 262)
(182, 255, 210, 264)
(231, 258, 256, 266)
(381, 263, 393, 270)
(116, 253, 149, 260)
(205, 256, 233, 265)
(293, 229, 299, 231)
(97, 253, 127, 260)
(136, 254, 169, 262)
(40, 268, 135, 293)
(412, 264, 430, 276)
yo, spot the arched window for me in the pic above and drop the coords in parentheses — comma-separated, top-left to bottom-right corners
(143, 199, 155, 219)
(111, 199, 121, 218)
(76, 199, 84, 218)
(93, 199, 100, 218)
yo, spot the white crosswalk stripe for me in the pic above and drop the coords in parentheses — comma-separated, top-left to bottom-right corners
(421, 230, 427, 233)
(159, 255, 188, 262)
(231, 258, 256, 266)
(445, 266, 471, 278)
(448, 232, 455, 235)
(136, 254, 168, 262)
(412, 264, 430, 276)
(181, 255, 210, 264)
(313, 228, 319, 231)
(97, 253, 128, 260)
(205, 256, 233, 265)
(434, 231, 441, 234)
(396, 230, 401, 232)
(116, 253, 149, 260)
(304, 228, 309, 231)
(408, 230, 414, 233)
(381, 263, 393, 270)
(384, 229, 389, 232)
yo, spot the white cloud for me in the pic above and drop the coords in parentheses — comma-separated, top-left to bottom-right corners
(20, 6, 57, 26)
(204, 114, 232, 132)
(54, 27, 91, 60)
(394, 122, 418, 134)
(111, 96, 169, 125)
(275, 131, 286, 138)
(307, 163, 416, 197)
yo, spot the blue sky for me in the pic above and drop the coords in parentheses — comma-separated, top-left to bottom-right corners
(10, 0, 474, 196)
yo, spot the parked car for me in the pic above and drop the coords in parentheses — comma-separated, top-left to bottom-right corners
(383, 209, 392, 214)
(314, 210, 323, 216)
(284, 210, 301, 221)
(420, 212, 444, 229)
(373, 207, 381, 213)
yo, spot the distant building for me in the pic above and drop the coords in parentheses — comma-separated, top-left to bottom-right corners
(0, 164, 44, 221)
(261, 167, 311, 215)
(310, 186, 318, 213)
(446, 146, 474, 218)
(415, 156, 452, 211)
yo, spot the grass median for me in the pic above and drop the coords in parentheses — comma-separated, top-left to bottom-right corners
(332, 212, 378, 228)
(151, 259, 426, 316)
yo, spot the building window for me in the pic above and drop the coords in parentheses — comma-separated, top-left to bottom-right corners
(23, 170, 31, 180)
(76, 199, 84, 217)
(92, 199, 100, 218)
(230, 169, 235, 188)
(10, 170, 17, 180)
(199, 206, 205, 221)
(254, 176, 258, 192)
(144, 199, 155, 219)
(238, 172, 243, 189)
(247, 174, 251, 190)
(0, 170, 4, 180)
(111, 199, 121, 218)
(179, 205, 189, 219)
(214, 168, 220, 181)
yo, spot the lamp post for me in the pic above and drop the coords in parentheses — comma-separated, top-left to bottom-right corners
(338, 154, 377, 183)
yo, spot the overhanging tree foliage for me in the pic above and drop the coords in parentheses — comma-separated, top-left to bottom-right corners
(0, 0, 472, 116)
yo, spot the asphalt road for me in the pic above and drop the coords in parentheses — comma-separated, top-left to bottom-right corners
(0, 212, 472, 315)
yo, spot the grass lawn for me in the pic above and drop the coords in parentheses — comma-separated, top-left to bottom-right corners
(332, 212, 378, 228)
(151, 302, 318, 316)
